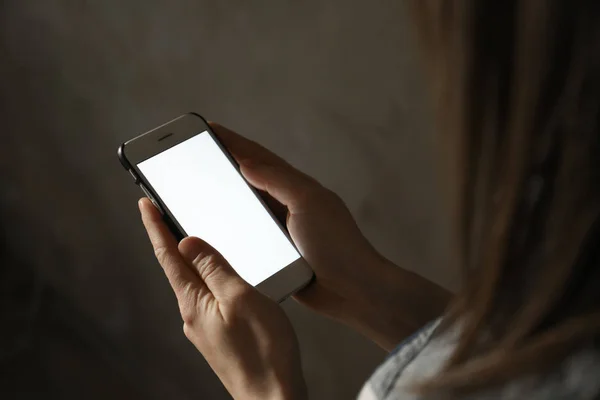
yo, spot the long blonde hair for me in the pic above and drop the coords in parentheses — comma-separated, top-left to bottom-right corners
(412, 0, 600, 393)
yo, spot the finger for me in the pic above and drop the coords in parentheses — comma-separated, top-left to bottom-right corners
(209, 122, 324, 213)
(293, 282, 345, 316)
(257, 189, 288, 225)
(241, 162, 322, 213)
(209, 122, 288, 168)
(178, 236, 250, 302)
(138, 198, 202, 297)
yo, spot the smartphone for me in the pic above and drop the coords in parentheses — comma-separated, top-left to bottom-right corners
(118, 113, 313, 302)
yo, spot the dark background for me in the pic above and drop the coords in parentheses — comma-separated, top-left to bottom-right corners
(0, 1, 454, 398)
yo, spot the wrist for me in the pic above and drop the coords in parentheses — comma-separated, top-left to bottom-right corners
(265, 385, 307, 400)
(266, 376, 307, 400)
(342, 256, 451, 351)
(233, 372, 307, 400)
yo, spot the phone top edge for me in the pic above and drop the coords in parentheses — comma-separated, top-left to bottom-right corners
(117, 143, 132, 171)
(122, 113, 194, 147)
(118, 112, 314, 300)
(119, 113, 209, 166)
(187, 111, 207, 122)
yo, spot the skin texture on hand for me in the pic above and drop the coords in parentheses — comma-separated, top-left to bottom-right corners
(138, 122, 452, 399)
(139, 198, 307, 400)
(212, 123, 451, 351)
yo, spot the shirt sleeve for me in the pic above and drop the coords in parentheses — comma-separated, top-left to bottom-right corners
(357, 319, 441, 400)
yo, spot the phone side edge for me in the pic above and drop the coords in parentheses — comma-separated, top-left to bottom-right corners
(117, 141, 186, 242)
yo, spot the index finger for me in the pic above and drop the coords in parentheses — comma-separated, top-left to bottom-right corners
(138, 198, 202, 296)
(209, 122, 288, 167)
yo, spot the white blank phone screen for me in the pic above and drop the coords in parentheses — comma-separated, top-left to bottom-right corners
(137, 131, 300, 286)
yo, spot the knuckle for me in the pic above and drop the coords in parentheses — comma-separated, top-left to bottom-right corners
(153, 245, 169, 264)
(195, 253, 221, 282)
(180, 281, 196, 298)
(180, 308, 196, 326)
(179, 299, 197, 325)
(182, 323, 193, 339)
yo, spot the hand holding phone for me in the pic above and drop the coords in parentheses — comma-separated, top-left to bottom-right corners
(213, 124, 450, 351)
(129, 119, 384, 398)
(138, 198, 307, 400)
(119, 115, 436, 394)
(119, 113, 313, 301)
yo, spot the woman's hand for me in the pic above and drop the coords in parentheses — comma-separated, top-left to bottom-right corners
(139, 198, 307, 400)
(212, 124, 451, 351)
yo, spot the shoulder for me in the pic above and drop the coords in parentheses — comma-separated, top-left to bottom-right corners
(359, 319, 443, 400)
(359, 320, 600, 400)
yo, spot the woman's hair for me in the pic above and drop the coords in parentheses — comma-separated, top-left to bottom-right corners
(412, 0, 600, 393)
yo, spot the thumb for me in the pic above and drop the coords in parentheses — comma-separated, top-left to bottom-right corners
(178, 237, 249, 301)
(241, 162, 322, 213)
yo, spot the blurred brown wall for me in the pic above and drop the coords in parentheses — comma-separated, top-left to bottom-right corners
(0, 1, 454, 399)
